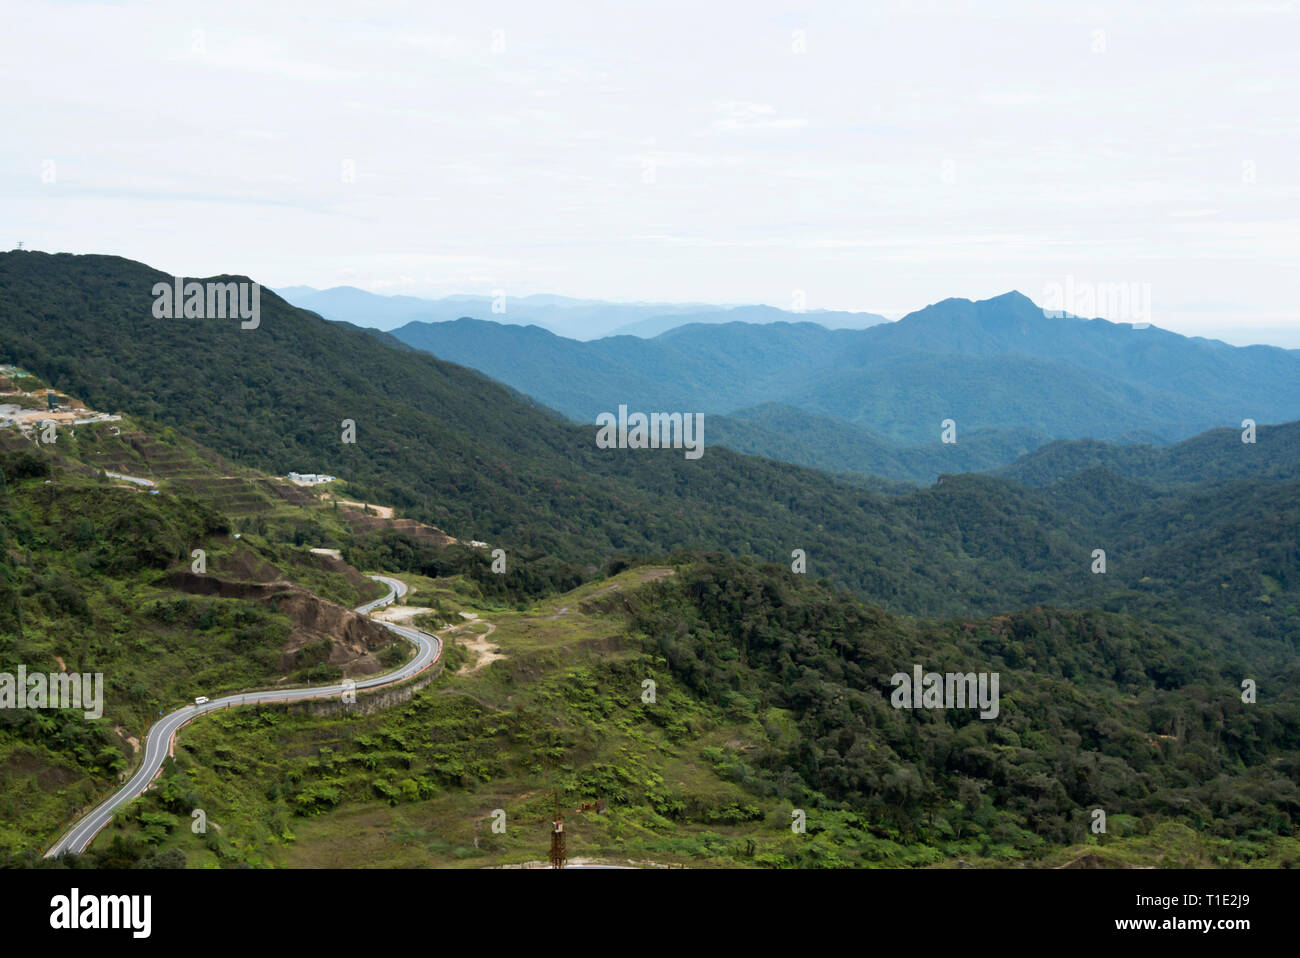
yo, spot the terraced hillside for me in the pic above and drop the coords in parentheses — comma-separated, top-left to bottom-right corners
(76, 559, 1300, 870)
(0, 413, 417, 855)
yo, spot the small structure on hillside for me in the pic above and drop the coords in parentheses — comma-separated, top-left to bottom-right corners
(287, 472, 336, 485)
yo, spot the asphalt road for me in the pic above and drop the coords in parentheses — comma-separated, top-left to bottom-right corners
(45, 574, 440, 857)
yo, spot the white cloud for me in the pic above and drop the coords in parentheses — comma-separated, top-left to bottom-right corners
(0, 0, 1293, 344)
(711, 100, 808, 132)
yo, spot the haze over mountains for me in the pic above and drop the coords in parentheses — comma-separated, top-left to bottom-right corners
(387, 291, 1300, 482)
(5, 250, 1300, 874)
(5, 251, 1297, 632)
(277, 284, 889, 340)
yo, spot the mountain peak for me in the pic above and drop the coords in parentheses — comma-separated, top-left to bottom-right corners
(899, 290, 1043, 327)
(987, 290, 1038, 307)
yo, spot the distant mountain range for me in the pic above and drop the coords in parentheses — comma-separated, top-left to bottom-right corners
(5, 251, 1294, 631)
(7, 252, 1299, 873)
(606, 304, 889, 338)
(386, 291, 1300, 481)
(277, 284, 889, 341)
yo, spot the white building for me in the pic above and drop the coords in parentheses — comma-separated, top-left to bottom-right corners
(287, 472, 337, 485)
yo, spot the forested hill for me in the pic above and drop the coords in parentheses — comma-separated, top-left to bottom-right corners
(706, 402, 1050, 484)
(997, 420, 1300, 487)
(4, 251, 1061, 618)
(1, 252, 1297, 651)
(629, 556, 1300, 853)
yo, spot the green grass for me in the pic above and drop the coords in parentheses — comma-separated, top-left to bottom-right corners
(81, 567, 1300, 869)
(0, 436, 393, 856)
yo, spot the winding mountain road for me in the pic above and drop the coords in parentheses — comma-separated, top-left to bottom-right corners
(45, 574, 441, 857)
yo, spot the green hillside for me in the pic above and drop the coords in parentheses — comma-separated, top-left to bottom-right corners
(709, 402, 1050, 484)
(39, 558, 1300, 870)
(0, 421, 407, 853)
(999, 421, 1300, 486)
(3, 252, 1299, 870)
(3, 252, 1297, 646)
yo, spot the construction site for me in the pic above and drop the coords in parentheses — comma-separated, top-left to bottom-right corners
(0, 364, 121, 434)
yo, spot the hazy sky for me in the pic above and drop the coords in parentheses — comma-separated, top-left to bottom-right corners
(4, 1, 1298, 345)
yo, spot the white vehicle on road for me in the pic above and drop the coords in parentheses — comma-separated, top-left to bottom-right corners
(194, 696, 209, 706)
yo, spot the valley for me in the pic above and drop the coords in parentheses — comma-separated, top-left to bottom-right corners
(69, 560, 1300, 870)
(4, 4, 1294, 943)
(1, 251, 1297, 873)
